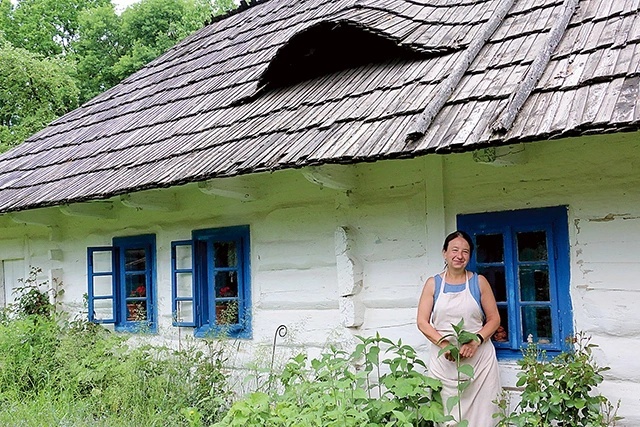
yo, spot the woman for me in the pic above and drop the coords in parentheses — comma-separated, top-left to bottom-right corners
(417, 231, 501, 426)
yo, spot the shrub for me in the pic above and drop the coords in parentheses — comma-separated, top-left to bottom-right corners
(215, 333, 448, 427)
(0, 312, 233, 426)
(496, 332, 622, 427)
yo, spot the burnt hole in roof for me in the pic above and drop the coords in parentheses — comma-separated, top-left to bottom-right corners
(257, 21, 429, 92)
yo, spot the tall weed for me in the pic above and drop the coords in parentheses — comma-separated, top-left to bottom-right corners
(0, 312, 233, 426)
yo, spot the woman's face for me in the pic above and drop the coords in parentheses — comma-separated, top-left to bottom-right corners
(443, 236, 471, 270)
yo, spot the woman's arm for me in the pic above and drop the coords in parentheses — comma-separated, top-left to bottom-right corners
(417, 276, 451, 351)
(459, 273, 501, 359)
(477, 274, 501, 341)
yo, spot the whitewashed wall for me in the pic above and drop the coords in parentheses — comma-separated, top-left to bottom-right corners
(0, 131, 638, 424)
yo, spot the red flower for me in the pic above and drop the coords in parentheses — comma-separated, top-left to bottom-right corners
(131, 285, 146, 297)
(219, 286, 233, 297)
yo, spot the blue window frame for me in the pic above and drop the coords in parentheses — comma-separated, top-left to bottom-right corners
(171, 226, 251, 338)
(88, 234, 156, 332)
(458, 206, 572, 358)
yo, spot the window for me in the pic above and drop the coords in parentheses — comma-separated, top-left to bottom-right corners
(171, 226, 251, 338)
(88, 234, 156, 332)
(458, 206, 572, 358)
(1, 259, 24, 308)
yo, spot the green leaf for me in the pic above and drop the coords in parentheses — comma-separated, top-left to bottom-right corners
(446, 395, 460, 413)
(458, 363, 474, 378)
(458, 330, 479, 345)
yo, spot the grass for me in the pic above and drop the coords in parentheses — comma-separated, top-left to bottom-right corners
(0, 313, 233, 427)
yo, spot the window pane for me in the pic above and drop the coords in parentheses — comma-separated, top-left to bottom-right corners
(126, 274, 146, 299)
(175, 300, 194, 324)
(175, 245, 192, 269)
(493, 306, 509, 343)
(519, 266, 550, 301)
(517, 231, 547, 261)
(215, 271, 238, 298)
(216, 301, 238, 324)
(92, 252, 112, 273)
(125, 248, 146, 271)
(476, 234, 504, 263)
(214, 242, 237, 268)
(521, 306, 552, 344)
(126, 301, 147, 321)
(477, 266, 506, 302)
(176, 272, 192, 298)
(93, 299, 114, 321)
(93, 276, 113, 297)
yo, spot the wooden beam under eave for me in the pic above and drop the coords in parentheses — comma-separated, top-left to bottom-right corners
(472, 144, 527, 166)
(9, 209, 58, 227)
(198, 177, 259, 201)
(59, 201, 116, 219)
(302, 164, 355, 191)
(120, 191, 179, 211)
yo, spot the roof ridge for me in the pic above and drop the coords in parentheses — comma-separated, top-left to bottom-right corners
(491, 0, 579, 134)
(205, 0, 273, 26)
(405, 0, 517, 143)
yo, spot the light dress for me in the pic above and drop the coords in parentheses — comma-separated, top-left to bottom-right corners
(428, 271, 501, 427)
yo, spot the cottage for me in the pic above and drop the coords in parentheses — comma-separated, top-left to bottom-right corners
(0, 0, 639, 422)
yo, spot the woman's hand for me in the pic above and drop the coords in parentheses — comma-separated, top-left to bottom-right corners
(459, 339, 481, 359)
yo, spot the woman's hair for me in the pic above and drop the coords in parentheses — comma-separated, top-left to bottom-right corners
(443, 230, 474, 255)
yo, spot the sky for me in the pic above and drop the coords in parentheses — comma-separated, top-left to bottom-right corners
(112, 0, 140, 13)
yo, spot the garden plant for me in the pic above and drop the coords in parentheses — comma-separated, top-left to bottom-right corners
(496, 332, 622, 427)
(0, 268, 623, 426)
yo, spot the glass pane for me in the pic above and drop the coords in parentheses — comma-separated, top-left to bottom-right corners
(93, 299, 113, 321)
(93, 276, 113, 297)
(126, 301, 147, 321)
(175, 301, 194, 323)
(517, 231, 547, 261)
(521, 306, 552, 344)
(124, 248, 146, 271)
(476, 234, 504, 263)
(216, 301, 238, 325)
(477, 266, 506, 302)
(214, 242, 237, 268)
(175, 245, 192, 269)
(176, 272, 192, 298)
(126, 274, 146, 299)
(215, 271, 238, 298)
(493, 306, 509, 343)
(519, 266, 550, 301)
(92, 251, 112, 273)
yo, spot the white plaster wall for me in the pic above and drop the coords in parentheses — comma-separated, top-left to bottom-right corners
(444, 132, 640, 424)
(0, 132, 638, 424)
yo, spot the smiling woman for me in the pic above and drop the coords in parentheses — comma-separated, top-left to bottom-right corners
(417, 230, 502, 426)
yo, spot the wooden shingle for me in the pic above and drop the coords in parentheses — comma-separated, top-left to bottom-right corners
(0, 0, 639, 213)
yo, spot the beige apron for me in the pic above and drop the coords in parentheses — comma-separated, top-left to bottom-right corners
(429, 271, 501, 427)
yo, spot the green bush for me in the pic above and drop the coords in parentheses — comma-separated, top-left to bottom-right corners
(0, 313, 233, 426)
(215, 333, 447, 427)
(496, 332, 622, 427)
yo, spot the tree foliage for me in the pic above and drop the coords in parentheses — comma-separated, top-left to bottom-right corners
(0, 41, 79, 151)
(2, 0, 110, 57)
(0, 0, 237, 151)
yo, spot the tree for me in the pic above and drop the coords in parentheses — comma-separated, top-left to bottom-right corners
(73, 3, 124, 102)
(0, 42, 79, 151)
(2, 0, 110, 57)
(112, 0, 227, 81)
(0, 0, 11, 40)
(0, 0, 237, 150)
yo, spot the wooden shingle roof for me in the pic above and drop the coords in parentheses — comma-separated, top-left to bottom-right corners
(0, 0, 638, 213)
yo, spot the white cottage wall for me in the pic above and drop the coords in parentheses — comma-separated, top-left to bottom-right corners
(0, 132, 638, 423)
(444, 133, 640, 424)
